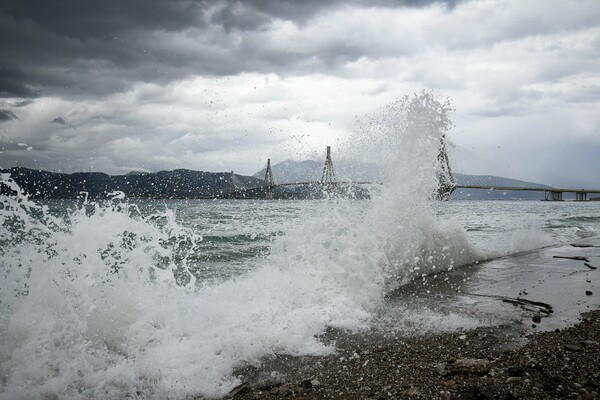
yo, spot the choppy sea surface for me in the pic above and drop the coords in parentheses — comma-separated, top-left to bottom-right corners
(1, 94, 599, 398)
(121, 198, 600, 281)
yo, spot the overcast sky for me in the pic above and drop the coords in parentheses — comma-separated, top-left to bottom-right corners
(1, 0, 599, 187)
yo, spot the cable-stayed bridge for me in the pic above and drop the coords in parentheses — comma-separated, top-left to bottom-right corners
(224, 144, 600, 201)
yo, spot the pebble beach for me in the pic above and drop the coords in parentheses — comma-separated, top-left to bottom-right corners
(230, 309, 600, 399)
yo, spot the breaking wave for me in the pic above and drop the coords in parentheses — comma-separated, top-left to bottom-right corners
(0, 92, 481, 398)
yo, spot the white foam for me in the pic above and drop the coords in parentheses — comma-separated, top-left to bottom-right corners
(377, 306, 483, 336)
(509, 228, 557, 253)
(0, 93, 482, 398)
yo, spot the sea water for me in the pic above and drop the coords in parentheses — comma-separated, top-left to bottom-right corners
(1, 94, 600, 399)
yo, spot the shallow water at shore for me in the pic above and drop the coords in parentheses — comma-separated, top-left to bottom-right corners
(381, 236, 600, 334)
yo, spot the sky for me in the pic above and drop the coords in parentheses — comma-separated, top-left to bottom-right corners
(0, 0, 599, 188)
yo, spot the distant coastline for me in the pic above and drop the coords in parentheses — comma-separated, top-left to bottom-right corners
(0, 167, 262, 199)
(1, 165, 561, 201)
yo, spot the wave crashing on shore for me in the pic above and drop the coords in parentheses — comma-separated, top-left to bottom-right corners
(0, 93, 481, 399)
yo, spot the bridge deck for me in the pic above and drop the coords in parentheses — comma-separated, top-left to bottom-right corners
(226, 182, 600, 200)
(456, 185, 600, 194)
(275, 181, 378, 187)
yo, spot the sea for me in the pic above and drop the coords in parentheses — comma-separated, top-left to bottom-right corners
(1, 94, 600, 399)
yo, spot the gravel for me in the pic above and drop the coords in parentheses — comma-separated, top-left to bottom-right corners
(229, 310, 600, 400)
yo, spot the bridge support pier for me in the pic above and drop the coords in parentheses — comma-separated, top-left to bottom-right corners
(436, 134, 456, 201)
(321, 146, 336, 198)
(228, 171, 236, 198)
(551, 191, 563, 201)
(545, 190, 563, 201)
(575, 191, 588, 202)
(264, 158, 275, 200)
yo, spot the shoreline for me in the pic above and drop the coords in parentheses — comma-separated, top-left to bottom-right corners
(230, 309, 600, 399)
(227, 240, 600, 399)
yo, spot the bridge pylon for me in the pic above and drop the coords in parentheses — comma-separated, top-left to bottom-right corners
(435, 134, 457, 201)
(321, 146, 336, 197)
(264, 159, 275, 200)
(228, 171, 236, 197)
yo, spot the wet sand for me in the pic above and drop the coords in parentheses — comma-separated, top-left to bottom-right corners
(227, 239, 600, 399)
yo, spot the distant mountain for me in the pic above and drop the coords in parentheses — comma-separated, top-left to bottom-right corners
(254, 159, 323, 183)
(454, 174, 551, 190)
(253, 159, 380, 183)
(452, 174, 552, 200)
(0, 167, 263, 199)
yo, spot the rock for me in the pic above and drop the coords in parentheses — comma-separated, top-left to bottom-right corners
(449, 358, 491, 375)
(507, 366, 526, 377)
(299, 379, 312, 389)
(532, 315, 542, 324)
(253, 371, 284, 391)
(405, 387, 421, 396)
(586, 291, 593, 296)
(276, 384, 292, 396)
(229, 382, 249, 397)
(310, 379, 320, 387)
(473, 383, 516, 399)
(564, 344, 583, 352)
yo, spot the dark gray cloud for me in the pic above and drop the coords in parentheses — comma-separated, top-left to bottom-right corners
(210, 2, 271, 32)
(0, 0, 206, 39)
(0, 64, 37, 98)
(0, 0, 463, 99)
(233, 0, 460, 24)
(0, 109, 17, 122)
(1, 0, 205, 98)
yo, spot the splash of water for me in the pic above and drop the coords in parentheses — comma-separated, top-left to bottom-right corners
(0, 92, 481, 399)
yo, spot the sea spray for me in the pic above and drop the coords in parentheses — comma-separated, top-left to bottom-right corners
(343, 92, 481, 286)
(0, 92, 481, 399)
(0, 182, 205, 398)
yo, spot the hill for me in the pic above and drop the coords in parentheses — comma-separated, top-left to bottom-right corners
(0, 167, 263, 199)
(452, 173, 552, 200)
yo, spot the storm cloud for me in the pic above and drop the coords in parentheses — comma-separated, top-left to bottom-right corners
(0, 0, 462, 99)
(0, 0, 599, 187)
